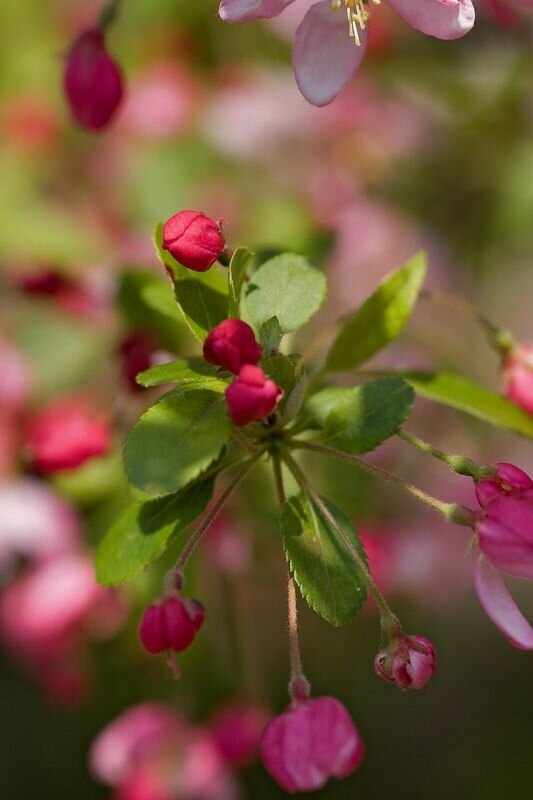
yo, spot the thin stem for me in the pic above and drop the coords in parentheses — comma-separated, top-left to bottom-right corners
(280, 447, 400, 633)
(421, 290, 514, 357)
(272, 452, 310, 702)
(99, 0, 122, 28)
(168, 451, 264, 587)
(232, 427, 257, 454)
(398, 429, 494, 481)
(289, 439, 475, 526)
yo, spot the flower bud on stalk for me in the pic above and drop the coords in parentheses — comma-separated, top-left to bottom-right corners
(225, 365, 282, 426)
(375, 634, 436, 690)
(139, 596, 205, 675)
(261, 696, 364, 792)
(162, 211, 226, 272)
(64, 27, 123, 131)
(203, 319, 262, 374)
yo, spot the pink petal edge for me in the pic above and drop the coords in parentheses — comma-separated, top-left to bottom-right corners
(474, 555, 533, 650)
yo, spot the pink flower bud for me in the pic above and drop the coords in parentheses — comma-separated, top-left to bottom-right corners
(162, 210, 225, 272)
(475, 463, 533, 580)
(261, 696, 364, 792)
(139, 597, 204, 655)
(25, 397, 111, 473)
(375, 634, 436, 690)
(502, 344, 533, 415)
(119, 331, 158, 392)
(64, 28, 123, 131)
(225, 365, 282, 426)
(203, 319, 262, 374)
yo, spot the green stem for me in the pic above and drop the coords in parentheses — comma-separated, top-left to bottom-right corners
(272, 452, 310, 703)
(99, 0, 122, 28)
(398, 429, 494, 481)
(168, 451, 264, 587)
(280, 447, 401, 633)
(288, 439, 475, 527)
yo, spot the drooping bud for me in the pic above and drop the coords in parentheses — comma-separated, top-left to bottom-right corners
(502, 344, 533, 415)
(25, 397, 111, 473)
(64, 27, 123, 131)
(203, 319, 262, 374)
(375, 633, 436, 690)
(139, 596, 204, 655)
(162, 211, 225, 272)
(261, 696, 364, 792)
(225, 365, 282, 426)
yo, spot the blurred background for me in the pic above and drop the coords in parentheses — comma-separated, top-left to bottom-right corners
(1, 0, 533, 797)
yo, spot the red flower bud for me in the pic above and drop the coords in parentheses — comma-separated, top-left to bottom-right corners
(64, 28, 123, 131)
(25, 397, 111, 473)
(203, 319, 262, 374)
(261, 696, 364, 792)
(139, 597, 204, 655)
(375, 634, 436, 690)
(225, 365, 282, 426)
(502, 344, 533, 414)
(162, 210, 225, 272)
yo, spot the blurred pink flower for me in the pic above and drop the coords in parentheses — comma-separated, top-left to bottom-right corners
(0, 341, 32, 414)
(502, 344, 533, 415)
(219, 0, 475, 105)
(203, 514, 252, 576)
(210, 700, 267, 766)
(473, 463, 533, 648)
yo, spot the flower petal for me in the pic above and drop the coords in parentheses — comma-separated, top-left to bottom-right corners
(388, 0, 475, 40)
(219, 0, 296, 22)
(293, 0, 367, 106)
(474, 556, 533, 650)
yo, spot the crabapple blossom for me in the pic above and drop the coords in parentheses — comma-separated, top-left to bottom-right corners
(219, 0, 475, 105)
(162, 210, 226, 272)
(225, 365, 283, 425)
(374, 633, 437, 689)
(261, 696, 365, 792)
(203, 319, 262, 374)
(64, 27, 123, 131)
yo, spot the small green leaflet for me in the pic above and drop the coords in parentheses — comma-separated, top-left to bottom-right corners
(243, 253, 326, 334)
(95, 478, 214, 586)
(281, 494, 369, 626)
(325, 252, 427, 372)
(136, 357, 226, 390)
(306, 378, 414, 454)
(228, 247, 253, 317)
(124, 387, 232, 496)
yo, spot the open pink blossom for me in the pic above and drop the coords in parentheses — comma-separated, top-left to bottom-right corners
(219, 0, 475, 105)
(261, 696, 364, 792)
(473, 463, 533, 648)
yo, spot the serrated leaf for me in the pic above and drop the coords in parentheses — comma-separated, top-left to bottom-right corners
(243, 253, 326, 333)
(310, 378, 414, 454)
(280, 494, 368, 626)
(124, 388, 232, 496)
(259, 317, 283, 356)
(261, 352, 296, 397)
(229, 247, 253, 317)
(325, 252, 427, 372)
(136, 358, 225, 389)
(281, 374, 308, 424)
(95, 478, 214, 586)
(385, 370, 533, 440)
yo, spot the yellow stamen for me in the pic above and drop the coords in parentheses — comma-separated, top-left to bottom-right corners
(330, 0, 381, 46)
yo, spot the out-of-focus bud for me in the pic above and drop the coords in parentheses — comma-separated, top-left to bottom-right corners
(162, 210, 225, 272)
(24, 396, 111, 473)
(139, 596, 204, 655)
(0, 341, 32, 414)
(474, 463, 533, 579)
(210, 700, 267, 766)
(225, 365, 282, 426)
(203, 319, 262, 374)
(261, 696, 364, 792)
(375, 633, 436, 690)
(502, 344, 533, 415)
(119, 331, 158, 392)
(63, 27, 123, 131)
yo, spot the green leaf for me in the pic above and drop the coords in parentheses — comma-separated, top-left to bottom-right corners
(229, 247, 253, 317)
(116, 270, 184, 351)
(141, 281, 183, 323)
(124, 388, 232, 496)
(386, 370, 533, 440)
(136, 358, 225, 389)
(309, 378, 414, 454)
(325, 252, 427, 372)
(259, 317, 283, 356)
(243, 253, 326, 333)
(261, 352, 296, 397)
(173, 280, 228, 342)
(281, 374, 308, 424)
(95, 478, 214, 586)
(280, 494, 368, 626)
